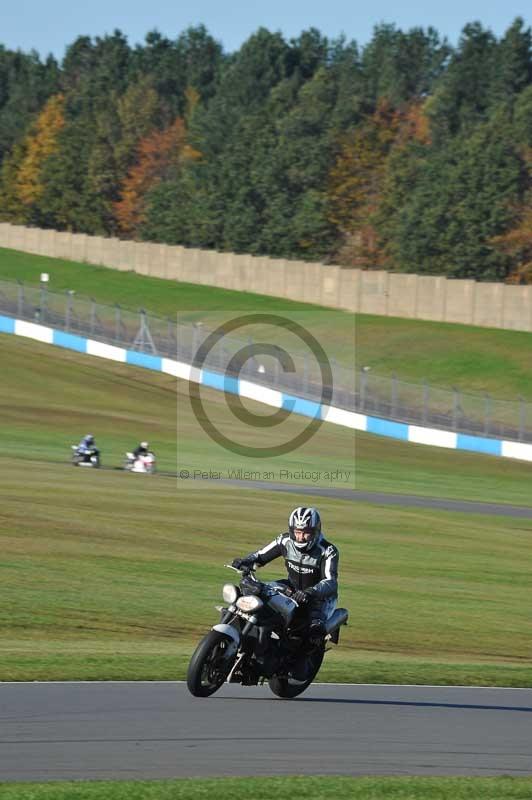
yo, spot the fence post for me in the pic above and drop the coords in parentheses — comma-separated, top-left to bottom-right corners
(65, 290, 74, 332)
(519, 396, 525, 442)
(422, 380, 429, 425)
(484, 394, 491, 436)
(360, 367, 368, 412)
(273, 351, 280, 388)
(39, 281, 47, 323)
(192, 322, 202, 362)
(115, 304, 121, 343)
(17, 280, 23, 318)
(452, 387, 459, 431)
(329, 358, 338, 407)
(391, 373, 398, 418)
(90, 300, 96, 335)
(167, 318, 173, 356)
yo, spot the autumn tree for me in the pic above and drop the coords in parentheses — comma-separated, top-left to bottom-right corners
(491, 204, 532, 282)
(0, 47, 59, 164)
(15, 93, 65, 206)
(114, 117, 199, 236)
(327, 100, 401, 265)
(490, 146, 532, 282)
(114, 77, 162, 178)
(377, 116, 521, 279)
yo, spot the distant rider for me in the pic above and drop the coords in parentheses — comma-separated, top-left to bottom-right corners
(132, 441, 150, 459)
(232, 506, 339, 645)
(77, 433, 97, 455)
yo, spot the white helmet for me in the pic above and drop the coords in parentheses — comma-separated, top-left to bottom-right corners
(288, 506, 322, 551)
(140, 441, 149, 449)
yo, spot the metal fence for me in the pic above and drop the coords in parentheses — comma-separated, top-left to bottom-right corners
(0, 278, 531, 443)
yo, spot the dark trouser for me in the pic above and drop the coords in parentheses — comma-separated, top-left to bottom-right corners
(272, 579, 336, 630)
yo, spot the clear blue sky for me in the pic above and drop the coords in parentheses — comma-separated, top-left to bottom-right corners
(4, 0, 531, 60)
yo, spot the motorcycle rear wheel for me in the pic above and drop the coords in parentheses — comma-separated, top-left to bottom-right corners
(268, 645, 324, 699)
(187, 631, 236, 697)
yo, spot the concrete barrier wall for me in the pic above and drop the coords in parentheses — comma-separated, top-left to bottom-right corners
(1, 222, 532, 333)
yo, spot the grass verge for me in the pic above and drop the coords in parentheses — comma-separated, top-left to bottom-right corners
(1, 777, 532, 799)
(1, 456, 530, 685)
(1, 333, 531, 685)
(3, 246, 532, 396)
(3, 333, 532, 504)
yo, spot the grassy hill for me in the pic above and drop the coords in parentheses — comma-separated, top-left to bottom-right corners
(2, 246, 532, 398)
(1, 334, 531, 686)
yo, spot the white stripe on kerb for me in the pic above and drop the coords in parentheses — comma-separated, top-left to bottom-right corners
(14, 320, 53, 344)
(501, 440, 532, 462)
(408, 425, 457, 449)
(178, 361, 201, 383)
(161, 358, 179, 376)
(239, 380, 283, 408)
(321, 406, 366, 430)
(161, 358, 201, 383)
(86, 339, 126, 362)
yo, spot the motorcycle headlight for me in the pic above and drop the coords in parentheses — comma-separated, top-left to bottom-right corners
(236, 595, 263, 612)
(222, 584, 239, 604)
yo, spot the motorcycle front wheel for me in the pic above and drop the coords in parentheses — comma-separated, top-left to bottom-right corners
(187, 631, 236, 697)
(269, 645, 324, 699)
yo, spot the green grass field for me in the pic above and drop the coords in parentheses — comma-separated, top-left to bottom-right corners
(1, 246, 532, 688)
(1, 335, 531, 686)
(1, 777, 531, 800)
(3, 245, 532, 396)
(3, 333, 532, 503)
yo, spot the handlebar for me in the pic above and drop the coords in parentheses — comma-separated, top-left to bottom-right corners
(224, 564, 294, 598)
(224, 563, 257, 576)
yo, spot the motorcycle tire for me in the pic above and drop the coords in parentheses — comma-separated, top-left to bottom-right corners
(268, 645, 324, 699)
(187, 631, 236, 698)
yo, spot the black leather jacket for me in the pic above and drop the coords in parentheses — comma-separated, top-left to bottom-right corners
(246, 532, 339, 599)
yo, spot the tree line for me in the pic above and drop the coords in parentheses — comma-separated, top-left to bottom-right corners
(0, 20, 531, 282)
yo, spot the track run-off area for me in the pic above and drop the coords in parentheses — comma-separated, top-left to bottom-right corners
(0, 681, 531, 781)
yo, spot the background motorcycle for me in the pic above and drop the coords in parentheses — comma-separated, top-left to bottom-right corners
(187, 564, 348, 699)
(71, 445, 100, 468)
(124, 451, 156, 473)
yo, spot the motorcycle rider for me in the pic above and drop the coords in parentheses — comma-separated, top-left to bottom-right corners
(132, 441, 150, 460)
(76, 433, 97, 456)
(232, 506, 339, 645)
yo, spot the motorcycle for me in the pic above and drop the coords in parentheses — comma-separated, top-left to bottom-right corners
(187, 564, 348, 699)
(124, 451, 156, 474)
(71, 445, 100, 468)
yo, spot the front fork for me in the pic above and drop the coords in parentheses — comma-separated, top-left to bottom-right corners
(212, 608, 259, 682)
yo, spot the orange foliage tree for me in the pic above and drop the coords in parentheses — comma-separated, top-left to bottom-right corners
(491, 204, 532, 283)
(16, 94, 65, 206)
(328, 99, 430, 266)
(114, 117, 200, 236)
(491, 149, 532, 283)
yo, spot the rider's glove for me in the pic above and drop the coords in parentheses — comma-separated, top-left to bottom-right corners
(292, 589, 311, 605)
(232, 557, 255, 570)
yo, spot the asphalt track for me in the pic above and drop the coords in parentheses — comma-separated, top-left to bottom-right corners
(1, 681, 531, 781)
(216, 479, 532, 519)
(47, 460, 532, 519)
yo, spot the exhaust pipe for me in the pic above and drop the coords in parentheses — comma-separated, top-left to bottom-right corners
(325, 608, 348, 635)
